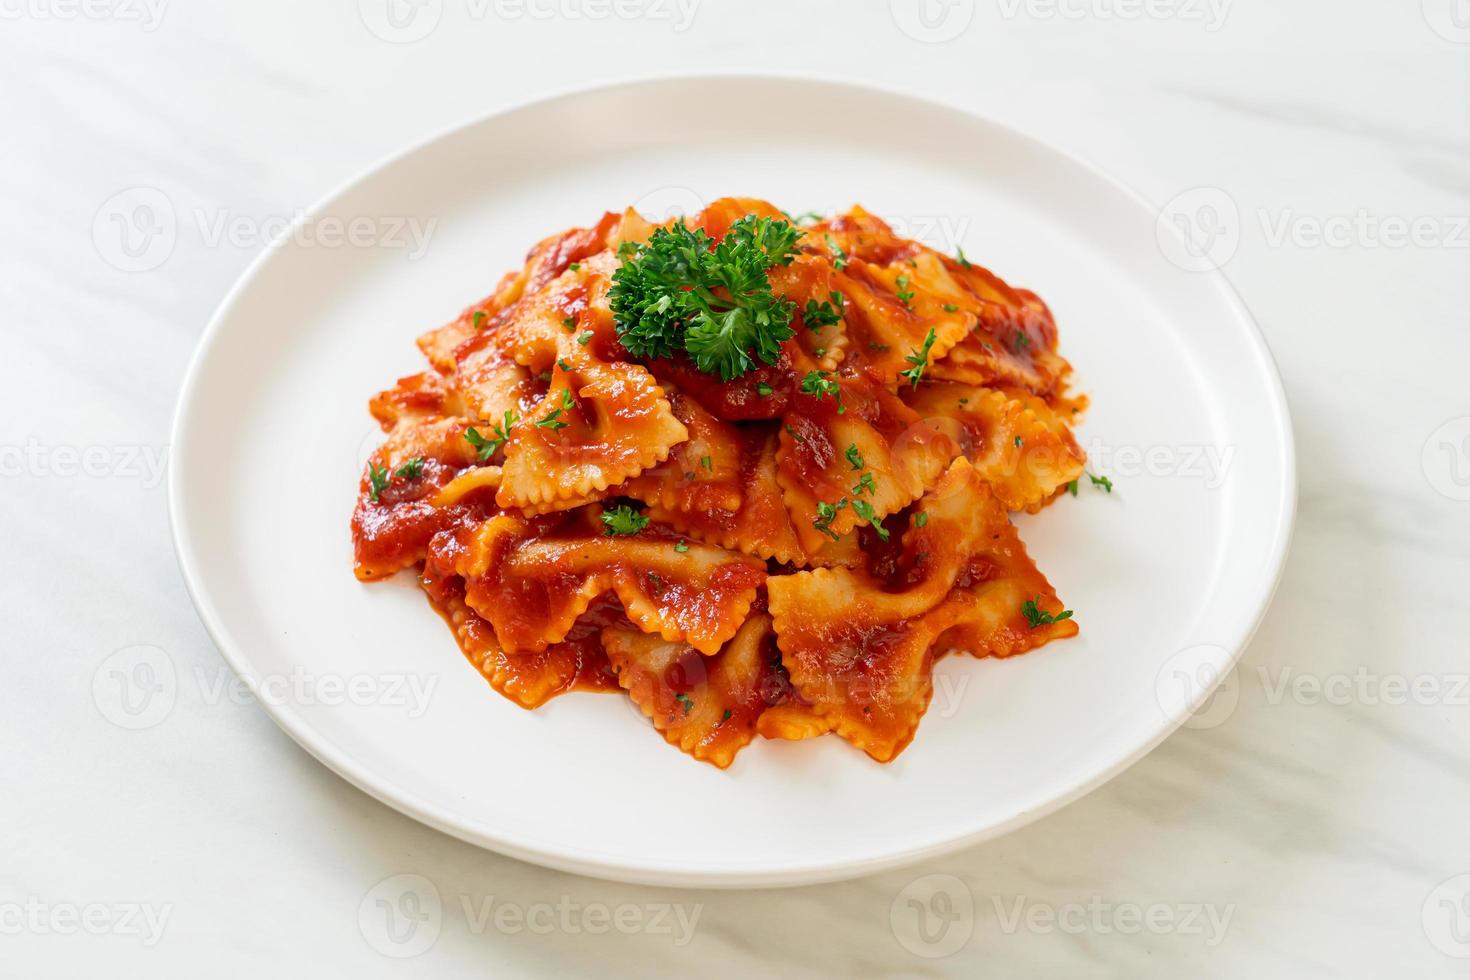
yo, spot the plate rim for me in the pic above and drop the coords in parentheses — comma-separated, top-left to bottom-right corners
(168, 71, 1298, 889)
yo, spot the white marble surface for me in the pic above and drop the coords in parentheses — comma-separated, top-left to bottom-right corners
(3, 1, 1468, 975)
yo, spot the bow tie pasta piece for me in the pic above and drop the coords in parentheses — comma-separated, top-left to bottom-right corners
(474, 257, 689, 509)
(768, 458, 1076, 761)
(777, 377, 959, 554)
(369, 370, 469, 430)
(903, 382, 1086, 511)
(353, 416, 489, 581)
(602, 612, 788, 769)
(453, 511, 766, 655)
(432, 589, 620, 709)
(832, 255, 972, 385)
(643, 430, 863, 569)
(768, 255, 850, 373)
(926, 289, 1075, 406)
(621, 389, 745, 515)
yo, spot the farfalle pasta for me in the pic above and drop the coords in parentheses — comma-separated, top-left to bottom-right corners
(352, 198, 1090, 767)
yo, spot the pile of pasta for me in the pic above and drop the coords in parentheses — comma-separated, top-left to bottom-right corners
(352, 198, 1087, 767)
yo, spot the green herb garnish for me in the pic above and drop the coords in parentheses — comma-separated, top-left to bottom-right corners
(609, 216, 802, 380)
(601, 505, 650, 537)
(368, 462, 390, 502)
(1022, 595, 1073, 629)
(898, 328, 938, 389)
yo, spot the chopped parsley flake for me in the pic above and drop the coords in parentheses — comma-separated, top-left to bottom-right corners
(898, 327, 938, 389)
(756, 382, 774, 397)
(393, 457, 425, 480)
(803, 292, 845, 330)
(601, 505, 650, 537)
(895, 275, 915, 307)
(850, 497, 889, 541)
(824, 234, 848, 271)
(568, 262, 581, 272)
(845, 444, 864, 470)
(473, 310, 486, 329)
(464, 410, 518, 461)
(674, 540, 690, 553)
(700, 455, 712, 470)
(915, 511, 929, 528)
(536, 388, 574, 430)
(1066, 480, 1079, 496)
(368, 462, 390, 502)
(800, 370, 844, 413)
(784, 423, 806, 444)
(576, 331, 594, 345)
(561, 316, 576, 330)
(1088, 472, 1114, 493)
(675, 692, 694, 715)
(812, 498, 848, 541)
(943, 303, 959, 313)
(1022, 595, 1073, 629)
(956, 246, 972, 268)
(852, 472, 876, 497)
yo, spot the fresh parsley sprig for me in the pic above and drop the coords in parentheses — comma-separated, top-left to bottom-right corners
(609, 215, 803, 381)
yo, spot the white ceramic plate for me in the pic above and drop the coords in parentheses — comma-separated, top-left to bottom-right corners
(170, 76, 1295, 888)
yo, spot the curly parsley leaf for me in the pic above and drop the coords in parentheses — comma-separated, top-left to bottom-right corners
(393, 457, 425, 480)
(609, 215, 804, 381)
